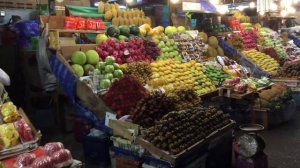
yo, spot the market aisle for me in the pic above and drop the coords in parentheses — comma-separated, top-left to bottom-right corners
(262, 108, 300, 168)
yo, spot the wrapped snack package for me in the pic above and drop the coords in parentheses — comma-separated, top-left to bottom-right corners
(44, 142, 64, 156)
(14, 119, 34, 142)
(31, 156, 53, 168)
(0, 123, 19, 148)
(13, 153, 36, 168)
(51, 149, 73, 168)
(1, 102, 20, 123)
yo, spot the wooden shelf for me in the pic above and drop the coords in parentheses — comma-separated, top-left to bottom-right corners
(49, 29, 105, 34)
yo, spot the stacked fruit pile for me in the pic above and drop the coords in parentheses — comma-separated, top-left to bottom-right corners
(102, 75, 149, 117)
(98, 1, 151, 26)
(149, 60, 216, 95)
(70, 50, 100, 77)
(242, 49, 279, 73)
(143, 39, 161, 60)
(171, 33, 207, 62)
(94, 56, 124, 89)
(123, 62, 152, 85)
(259, 83, 292, 112)
(131, 92, 175, 128)
(156, 36, 182, 61)
(204, 65, 230, 85)
(277, 60, 300, 78)
(239, 30, 257, 50)
(96, 38, 153, 64)
(167, 89, 202, 111)
(143, 106, 231, 155)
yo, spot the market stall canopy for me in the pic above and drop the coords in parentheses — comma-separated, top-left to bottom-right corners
(182, 0, 217, 13)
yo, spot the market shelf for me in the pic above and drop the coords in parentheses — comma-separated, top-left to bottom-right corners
(49, 29, 105, 34)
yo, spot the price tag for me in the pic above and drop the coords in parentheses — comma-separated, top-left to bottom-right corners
(105, 112, 116, 127)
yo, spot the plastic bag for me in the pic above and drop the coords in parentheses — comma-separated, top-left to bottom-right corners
(13, 153, 36, 168)
(14, 20, 40, 37)
(31, 156, 53, 168)
(44, 142, 64, 156)
(64, 17, 77, 29)
(14, 119, 34, 142)
(51, 149, 73, 168)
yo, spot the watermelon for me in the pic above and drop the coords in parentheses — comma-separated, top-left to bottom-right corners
(106, 26, 120, 37)
(130, 25, 140, 36)
(119, 26, 130, 37)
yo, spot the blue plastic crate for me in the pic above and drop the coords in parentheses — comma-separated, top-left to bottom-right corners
(81, 133, 111, 166)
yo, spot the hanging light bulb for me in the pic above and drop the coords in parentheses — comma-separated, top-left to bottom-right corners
(249, 2, 256, 8)
(217, 5, 228, 14)
(270, 3, 278, 11)
(289, 7, 296, 13)
(259, 11, 265, 16)
(170, 0, 180, 4)
(281, 10, 288, 17)
(280, 0, 285, 7)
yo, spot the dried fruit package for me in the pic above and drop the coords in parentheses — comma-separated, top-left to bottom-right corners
(13, 153, 36, 168)
(86, 18, 97, 30)
(64, 17, 77, 30)
(51, 149, 73, 168)
(31, 156, 53, 168)
(76, 17, 86, 30)
(95, 19, 105, 30)
(44, 142, 64, 156)
(1, 102, 20, 123)
(14, 119, 34, 142)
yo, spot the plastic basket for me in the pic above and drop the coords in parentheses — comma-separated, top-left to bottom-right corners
(81, 134, 111, 166)
(49, 54, 110, 132)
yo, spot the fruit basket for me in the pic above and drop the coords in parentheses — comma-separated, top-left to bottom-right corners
(0, 108, 41, 159)
(136, 120, 235, 165)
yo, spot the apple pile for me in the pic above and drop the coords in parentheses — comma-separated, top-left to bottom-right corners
(102, 75, 149, 117)
(96, 38, 153, 64)
(92, 56, 123, 90)
(70, 50, 100, 77)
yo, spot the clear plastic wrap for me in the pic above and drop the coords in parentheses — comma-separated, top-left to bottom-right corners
(51, 149, 73, 168)
(31, 156, 54, 168)
(13, 153, 36, 168)
(14, 119, 34, 142)
(43, 142, 64, 156)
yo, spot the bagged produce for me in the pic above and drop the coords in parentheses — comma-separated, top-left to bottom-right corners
(0, 123, 19, 148)
(31, 156, 53, 168)
(1, 102, 20, 123)
(14, 119, 34, 142)
(44, 142, 64, 156)
(13, 153, 36, 168)
(51, 149, 73, 168)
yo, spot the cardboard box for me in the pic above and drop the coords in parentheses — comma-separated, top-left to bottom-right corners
(109, 120, 139, 142)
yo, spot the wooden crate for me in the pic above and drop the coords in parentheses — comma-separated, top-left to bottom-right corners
(136, 120, 235, 165)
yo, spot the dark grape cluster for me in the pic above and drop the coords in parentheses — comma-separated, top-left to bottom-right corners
(143, 39, 161, 60)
